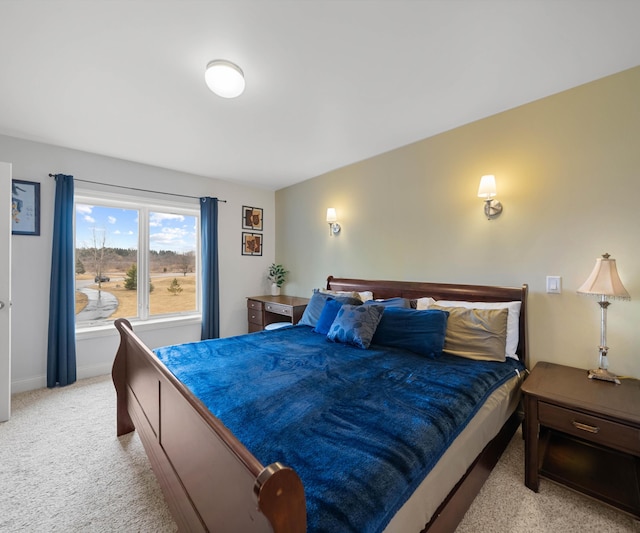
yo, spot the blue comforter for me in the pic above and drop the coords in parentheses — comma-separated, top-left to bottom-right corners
(155, 325, 524, 532)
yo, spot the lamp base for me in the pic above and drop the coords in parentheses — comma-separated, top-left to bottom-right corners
(588, 367, 621, 385)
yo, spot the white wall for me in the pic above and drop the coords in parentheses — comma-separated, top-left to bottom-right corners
(1, 135, 275, 392)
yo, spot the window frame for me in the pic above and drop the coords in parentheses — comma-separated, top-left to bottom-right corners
(74, 188, 201, 332)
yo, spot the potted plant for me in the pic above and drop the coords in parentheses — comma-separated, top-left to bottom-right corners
(267, 263, 289, 296)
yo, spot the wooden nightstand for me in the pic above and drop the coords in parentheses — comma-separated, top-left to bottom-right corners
(522, 361, 640, 518)
(246, 295, 309, 333)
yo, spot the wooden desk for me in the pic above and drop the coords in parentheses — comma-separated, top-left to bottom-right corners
(246, 295, 309, 333)
(522, 361, 640, 518)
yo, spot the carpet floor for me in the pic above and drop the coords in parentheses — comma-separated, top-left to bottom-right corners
(456, 426, 640, 532)
(1, 375, 638, 532)
(0, 375, 176, 532)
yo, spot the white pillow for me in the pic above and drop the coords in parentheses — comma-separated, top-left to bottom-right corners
(415, 297, 436, 310)
(356, 291, 374, 302)
(429, 300, 521, 360)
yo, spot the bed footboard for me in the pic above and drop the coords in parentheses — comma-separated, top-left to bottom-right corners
(112, 318, 306, 533)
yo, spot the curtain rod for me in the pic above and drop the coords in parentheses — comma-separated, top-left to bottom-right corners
(48, 173, 227, 202)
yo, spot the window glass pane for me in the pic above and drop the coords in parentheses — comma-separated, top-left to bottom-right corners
(75, 204, 139, 326)
(148, 211, 198, 316)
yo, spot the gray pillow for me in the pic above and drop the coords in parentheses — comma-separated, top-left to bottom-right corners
(326, 304, 384, 349)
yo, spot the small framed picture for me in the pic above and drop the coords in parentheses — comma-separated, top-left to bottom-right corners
(12, 179, 40, 236)
(242, 232, 262, 256)
(242, 206, 263, 231)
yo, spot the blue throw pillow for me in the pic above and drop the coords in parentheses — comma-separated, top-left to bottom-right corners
(327, 304, 385, 349)
(371, 307, 449, 358)
(363, 297, 410, 308)
(313, 298, 344, 335)
(298, 291, 361, 327)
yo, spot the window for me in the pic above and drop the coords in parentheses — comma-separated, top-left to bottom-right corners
(75, 192, 199, 328)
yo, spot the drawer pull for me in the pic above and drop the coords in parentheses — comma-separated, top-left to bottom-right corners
(572, 420, 600, 434)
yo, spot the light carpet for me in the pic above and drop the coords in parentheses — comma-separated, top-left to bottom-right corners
(0, 375, 176, 532)
(1, 375, 638, 532)
(456, 427, 640, 532)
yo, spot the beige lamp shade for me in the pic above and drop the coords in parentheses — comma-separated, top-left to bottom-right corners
(577, 254, 630, 299)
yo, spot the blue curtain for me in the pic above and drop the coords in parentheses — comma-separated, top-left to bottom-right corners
(200, 197, 219, 340)
(47, 174, 76, 387)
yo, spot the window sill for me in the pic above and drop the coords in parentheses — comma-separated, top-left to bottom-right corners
(75, 314, 202, 340)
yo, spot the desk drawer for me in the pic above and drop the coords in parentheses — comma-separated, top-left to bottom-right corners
(247, 299, 263, 311)
(247, 309, 263, 326)
(539, 401, 640, 456)
(264, 303, 292, 317)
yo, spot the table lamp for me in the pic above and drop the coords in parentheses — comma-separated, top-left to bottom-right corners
(577, 253, 630, 384)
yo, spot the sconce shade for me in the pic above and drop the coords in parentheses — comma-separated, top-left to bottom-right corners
(577, 254, 630, 299)
(205, 60, 245, 98)
(477, 175, 502, 219)
(477, 175, 497, 198)
(326, 207, 341, 235)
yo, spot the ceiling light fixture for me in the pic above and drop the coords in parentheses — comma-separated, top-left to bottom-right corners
(205, 60, 245, 98)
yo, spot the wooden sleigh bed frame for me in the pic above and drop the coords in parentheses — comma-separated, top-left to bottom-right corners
(112, 277, 528, 533)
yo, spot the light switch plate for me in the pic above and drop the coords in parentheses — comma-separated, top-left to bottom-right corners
(546, 276, 562, 294)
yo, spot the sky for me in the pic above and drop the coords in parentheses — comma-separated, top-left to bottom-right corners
(75, 204, 197, 253)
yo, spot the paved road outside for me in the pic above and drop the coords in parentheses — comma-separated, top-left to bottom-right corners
(76, 287, 118, 322)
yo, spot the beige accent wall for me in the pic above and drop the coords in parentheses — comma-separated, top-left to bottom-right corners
(276, 66, 640, 378)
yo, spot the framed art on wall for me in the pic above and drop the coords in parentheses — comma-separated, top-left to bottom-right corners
(242, 232, 262, 256)
(242, 206, 263, 231)
(12, 179, 40, 236)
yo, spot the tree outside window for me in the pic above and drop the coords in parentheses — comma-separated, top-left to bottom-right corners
(74, 197, 199, 328)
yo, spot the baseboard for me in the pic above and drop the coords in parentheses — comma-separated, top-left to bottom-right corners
(11, 363, 112, 394)
(11, 375, 46, 394)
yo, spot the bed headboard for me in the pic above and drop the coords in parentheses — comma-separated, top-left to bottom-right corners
(326, 276, 529, 366)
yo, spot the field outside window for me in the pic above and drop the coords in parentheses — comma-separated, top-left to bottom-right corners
(75, 196, 199, 328)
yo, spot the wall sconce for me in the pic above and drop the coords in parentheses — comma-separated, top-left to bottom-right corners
(477, 174, 503, 219)
(326, 208, 341, 236)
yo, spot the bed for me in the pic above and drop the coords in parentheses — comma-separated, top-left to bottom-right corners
(112, 276, 528, 532)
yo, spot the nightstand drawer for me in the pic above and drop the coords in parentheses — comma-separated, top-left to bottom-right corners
(264, 303, 292, 316)
(247, 309, 263, 326)
(539, 401, 640, 455)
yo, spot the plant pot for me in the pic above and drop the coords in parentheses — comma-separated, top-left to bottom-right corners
(271, 283, 281, 296)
